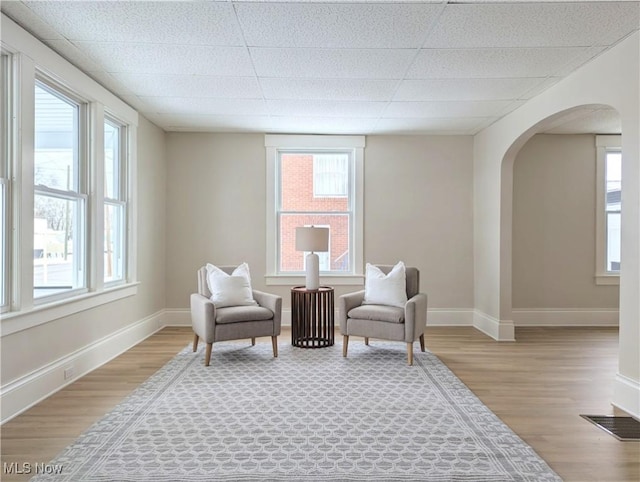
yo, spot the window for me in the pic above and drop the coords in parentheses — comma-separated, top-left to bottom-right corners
(265, 135, 364, 285)
(595, 135, 622, 284)
(104, 117, 127, 284)
(33, 79, 87, 300)
(1, 19, 138, 333)
(1, 51, 11, 312)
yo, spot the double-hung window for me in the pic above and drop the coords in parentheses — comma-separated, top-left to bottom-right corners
(595, 135, 622, 284)
(33, 78, 87, 300)
(265, 135, 364, 285)
(104, 117, 127, 284)
(1, 18, 138, 333)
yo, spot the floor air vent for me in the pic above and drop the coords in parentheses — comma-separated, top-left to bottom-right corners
(580, 415, 640, 441)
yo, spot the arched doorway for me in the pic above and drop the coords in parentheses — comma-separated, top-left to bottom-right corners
(501, 105, 621, 329)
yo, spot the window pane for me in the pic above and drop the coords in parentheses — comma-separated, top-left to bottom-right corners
(34, 194, 84, 298)
(0, 183, 5, 307)
(280, 153, 349, 211)
(605, 151, 621, 211)
(606, 212, 621, 272)
(104, 120, 120, 200)
(104, 203, 124, 283)
(605, 150, 621, 273)
(34, 83, 78, 191)
(1, 52, 9, 309)
(279, 213, 350, 272)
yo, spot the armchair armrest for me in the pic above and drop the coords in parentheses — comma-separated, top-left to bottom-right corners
(252, 289, 283, 335)
(190, 293, 216, 343)
(338, 290, 365, 334)
(403, 293, 428, 343)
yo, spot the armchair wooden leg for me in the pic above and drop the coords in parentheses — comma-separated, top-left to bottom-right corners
(364, 337, 369, 346)
(343, 335, 349, 357)
(251, 337, 256, 346)
(419, 333, 425, 352)
(271, 336, 278, 358)
(192, 333, 199, 352)
(407, 343, 414, 366)
(204, 343, 213, 366)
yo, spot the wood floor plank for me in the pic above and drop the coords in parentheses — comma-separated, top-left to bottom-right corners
(1, 326, 638, 481)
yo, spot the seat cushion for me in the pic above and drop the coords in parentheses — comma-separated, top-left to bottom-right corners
(348, 304, 405, 323)
(216, 305, 274, 324)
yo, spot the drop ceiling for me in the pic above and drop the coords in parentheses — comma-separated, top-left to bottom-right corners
(1, 1, 638, 135)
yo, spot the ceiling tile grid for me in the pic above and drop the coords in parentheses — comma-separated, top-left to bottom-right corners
(1, 0, 638, 134)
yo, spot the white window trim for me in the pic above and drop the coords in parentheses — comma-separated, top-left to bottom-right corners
(103, 114, 129, 287)
(1, 14, 138, 332)
(595, 134, 621, 285)
(1, 48, 14, 313)
(265, 134, 364, 286)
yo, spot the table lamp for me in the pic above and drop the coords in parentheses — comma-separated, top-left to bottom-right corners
(295, 226, 329, 290)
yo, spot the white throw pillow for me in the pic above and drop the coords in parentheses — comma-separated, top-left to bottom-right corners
(205, 263, 257, 308)
(363, 261, 408, 308)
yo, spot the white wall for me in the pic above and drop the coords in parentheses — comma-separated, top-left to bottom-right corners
(512, 134, 619, 311)
(164, 133, 474, 324)
(474, 32, 640, 416)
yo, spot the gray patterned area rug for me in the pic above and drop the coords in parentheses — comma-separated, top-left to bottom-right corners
(33, 341, 562, 482)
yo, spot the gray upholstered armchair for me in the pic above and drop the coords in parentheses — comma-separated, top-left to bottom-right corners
(190, 265, 282, 366)
(339, 265, 427, 365)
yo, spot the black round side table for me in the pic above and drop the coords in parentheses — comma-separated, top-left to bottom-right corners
(291, 286, 334, 348)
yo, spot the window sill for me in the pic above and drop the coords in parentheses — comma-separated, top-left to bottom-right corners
(1, 282, 139, 336)
(595, 274, 620, 286)
(265, 275, 364, 287)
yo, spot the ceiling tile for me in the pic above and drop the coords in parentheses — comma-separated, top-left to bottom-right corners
(394, 78, 547, 102)
(425, 2, 640, 49)
(251, 48, 415, 79)
(235, 2, 443, 48)
(109, 73, 263, 99)
(406, 47, 601, 79)
(266, 99, 386, 118)
(21, 1, 244, 45)
(77, 42, 255, 76)
(373, 116, 491, 135)
(1, 1, 63, 40)
(138, 97, 267, 117)
(268, 116, 378, 135)
(384, 100, 521, 118)
(154, 114, 273, 133)
(261, 78, 399, 101)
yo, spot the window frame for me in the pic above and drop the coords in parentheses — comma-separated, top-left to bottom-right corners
(103, 115, 128, 286)
(0, 16, 139, 336)
(1, 49, 13, 313)
(32, 75, 89, 303)
(595, 134, 622, 285)
(265, 134, 365, 286)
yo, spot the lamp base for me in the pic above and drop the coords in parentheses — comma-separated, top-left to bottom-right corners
(305, 252, 320, 290)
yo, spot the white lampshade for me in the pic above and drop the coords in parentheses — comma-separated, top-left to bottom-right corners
(295, 226, 329, 290)
(295, 226, 329, 253)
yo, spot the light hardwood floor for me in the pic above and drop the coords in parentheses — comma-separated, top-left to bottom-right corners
(1, 326, 639, 481)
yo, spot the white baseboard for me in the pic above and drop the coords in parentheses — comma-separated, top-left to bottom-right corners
(0, 311, 164, 424)
(613, 373, 640, 420)
(512, 308, 619, 326)
(163, 308, 474, 328)
(473, 310, 515, 341)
